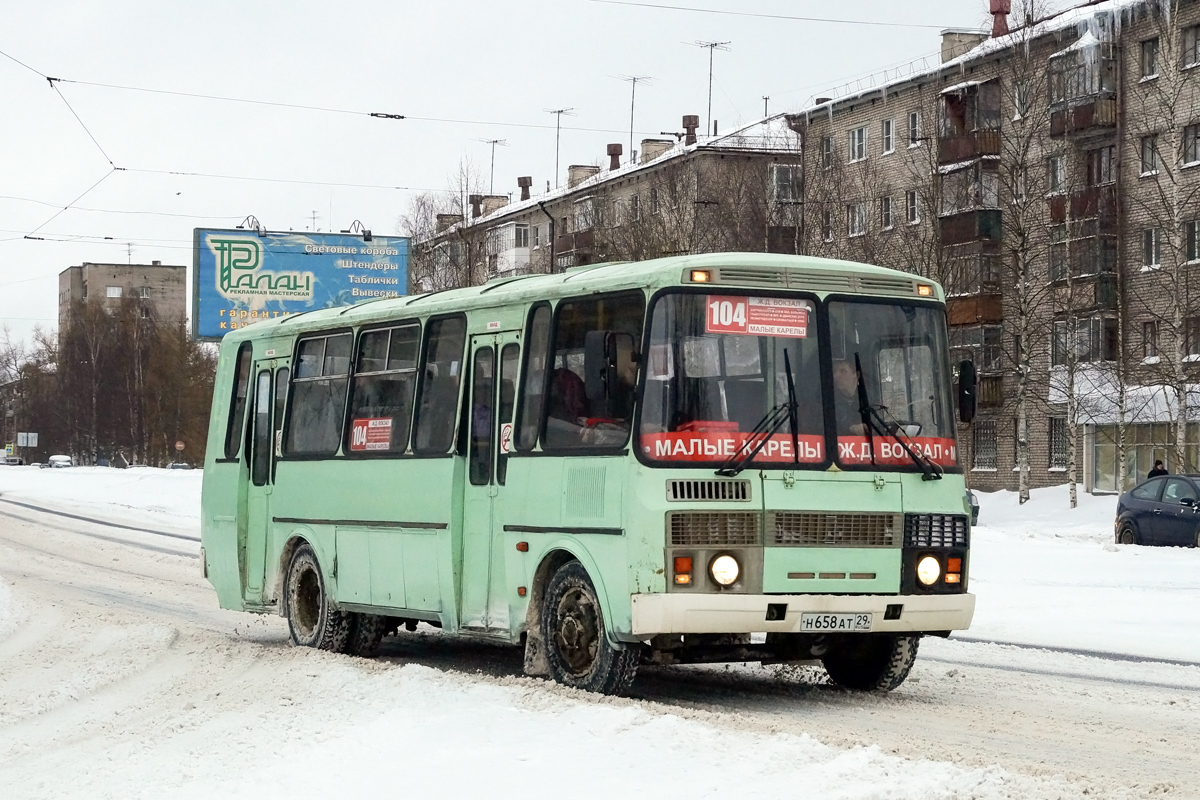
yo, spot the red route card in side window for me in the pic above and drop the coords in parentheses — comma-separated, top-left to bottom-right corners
(349, 417, 394, 451)
(705, 296, 808, 338)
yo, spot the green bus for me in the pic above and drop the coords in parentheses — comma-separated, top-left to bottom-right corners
(201, 252, 977, 695)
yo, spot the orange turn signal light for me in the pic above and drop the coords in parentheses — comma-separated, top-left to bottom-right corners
(674, 574, 692, 585)
(947, 557, 962, 573)
(690, 270, 711, 283)
(517, 586, 527, 597)
(674, 555, 693, 585)
(917, 284, 934, 297)
(944, 574, 961, 584)
(516, 541, 529, 552)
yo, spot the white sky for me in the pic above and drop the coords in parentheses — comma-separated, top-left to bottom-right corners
(0, 1, 1077, 348)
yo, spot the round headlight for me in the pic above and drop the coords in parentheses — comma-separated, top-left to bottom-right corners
(916, 555, 942, 586)
(710, 555, 740, 586)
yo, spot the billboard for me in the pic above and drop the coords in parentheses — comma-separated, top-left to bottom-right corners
(192, 229, 409, 340)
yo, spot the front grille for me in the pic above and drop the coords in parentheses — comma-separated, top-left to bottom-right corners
(770, 512, 900, 547)
(858, 275, 917, 296)
(667, 479, 751, 502)
(904, 514, 969, 548)
(668, 512, 760, 546)
(787, 272, 856, 292)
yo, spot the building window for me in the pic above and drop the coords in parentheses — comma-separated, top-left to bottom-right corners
(1013, 80, 1031, 118)
(973, 420, 997, 470)
(821, 136, 833, 169)
(1184, 124, 1200, 166)
(847, 202, 866, 237)
(821, 208, 833, 241)
(1049, 417, 1068, 469)
(949, 325, 1002, 373)
(650, 187, 660, 214)
(1143, 320, 1159, 359)
(1141, 37, 1159, 78)
(514, 224, 529, 248)
(138, 287, 151, 299)
(532, 225, 540, 248)
(880, 196, 893, 230)
(1053, 317, 1117, 365)
(1086, 146, 1115, 185)
(881, 119, 894, 154)
(106, 286, 122, 298)
(905, 190, 920, 224)
(1186, 316, 1200, 357)
(1141, 135, 1161, 175)
(770, 164, 802, 202)
(1049, 225, 1067, 281)
(907, 110, 921, 146)
(1143, 228, 1162, 267)
(629, 194, 641, 221)
(1184, 25, 1200, 69)
(1047, 155, 1066, 193)
(1186, 220, 1199, 263)
(848, 127, 867, 162)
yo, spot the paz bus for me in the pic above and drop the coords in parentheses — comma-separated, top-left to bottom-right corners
(201, 252, 977, 695)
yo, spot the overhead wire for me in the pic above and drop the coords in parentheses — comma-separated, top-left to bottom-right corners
(584, 0, 951, 29)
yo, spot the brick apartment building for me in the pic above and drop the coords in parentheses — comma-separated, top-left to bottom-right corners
(411, 0, 1200, 494)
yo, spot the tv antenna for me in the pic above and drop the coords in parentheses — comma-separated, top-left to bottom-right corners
(690, 40, 731, 136)
(617, 75, 652, 161)
(477, 138, 510, 194)
(543, 107, 577, 187)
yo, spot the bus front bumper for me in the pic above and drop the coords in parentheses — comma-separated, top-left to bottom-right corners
(630, 592, 975, 637)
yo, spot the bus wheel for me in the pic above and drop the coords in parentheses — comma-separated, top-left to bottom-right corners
(346, 613, 387, 657)
(822, 633, 919, 692)
(284, 543, 350, 652)
(541, 561, 638, 695)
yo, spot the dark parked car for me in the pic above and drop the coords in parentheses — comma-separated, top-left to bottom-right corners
(1115, 475, 1200, 547)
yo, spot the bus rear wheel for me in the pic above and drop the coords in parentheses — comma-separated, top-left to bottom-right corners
(541, 561, 638, 695)
(284, 543, 350, 652)
(822, 633, 919, 692)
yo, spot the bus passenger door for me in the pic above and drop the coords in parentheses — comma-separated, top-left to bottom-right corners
(244, 362, 284, 605)
(460, 333, 520, 632)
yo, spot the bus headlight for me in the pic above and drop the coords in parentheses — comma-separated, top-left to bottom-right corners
(710, 554, 740, 586)
(916, 555, 941, 586)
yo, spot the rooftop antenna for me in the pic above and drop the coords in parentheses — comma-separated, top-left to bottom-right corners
(690, 40, 731, 136)
(477, 138, 510, 194)
(235, 215, 266, 236)
(762, 95, 769, 117)
(543, 107, 577, 187)
(126, 242, 133, 264)
(617, 75, 652, 161)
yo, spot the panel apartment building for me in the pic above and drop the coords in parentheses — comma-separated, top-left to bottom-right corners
(58, 260, 187, 330)
(797, 0, 1200, 493)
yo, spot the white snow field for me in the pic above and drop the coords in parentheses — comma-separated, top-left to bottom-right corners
(1, 466, 1198, 799)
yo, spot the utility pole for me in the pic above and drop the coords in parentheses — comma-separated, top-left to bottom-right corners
(618, 75, 652, 161)
(544, 107, 577, 187)
(692, 41, 731, 137)
(762, 95, 769, 117)
(477, 138, 509, 194)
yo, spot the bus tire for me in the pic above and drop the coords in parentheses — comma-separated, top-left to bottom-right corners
(540, 560, 638, 695)
(284, 543, 350, 653)
(346, 613, 387, 657)
(822, 633, 919, 692)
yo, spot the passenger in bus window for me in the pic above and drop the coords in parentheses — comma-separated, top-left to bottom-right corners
(545, 368, 589, 444)
(832, 358, 867, 436)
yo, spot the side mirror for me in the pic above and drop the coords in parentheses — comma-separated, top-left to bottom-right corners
(957, 359, 977, 424)
(1182, 497, 1195, 507)
(584, 331, 636, 419)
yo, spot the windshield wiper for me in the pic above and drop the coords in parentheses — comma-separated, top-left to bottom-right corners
(853, 352, 943, 481)
(716, 349, 799, 477)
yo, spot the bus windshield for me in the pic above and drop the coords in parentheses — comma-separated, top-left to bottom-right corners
(639, 292, 825, 465)
(828, 299, 957, 469)
(637, 292, 958, 470)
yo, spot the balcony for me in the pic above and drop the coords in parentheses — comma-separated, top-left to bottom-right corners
(939, 209, 1002, 246)
(947, 293, 1003, 325)
(1052, 273, 1117, 311)
(1050, 95, 1117, 137)
(554, 228, 595, 257)
(937, 129, 1001, 165)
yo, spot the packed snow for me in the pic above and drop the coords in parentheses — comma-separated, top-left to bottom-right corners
(1, 465, 1198, 798)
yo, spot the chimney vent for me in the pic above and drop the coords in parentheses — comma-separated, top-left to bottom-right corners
(152, 260, 161, 266)
(518, 176, 532, 201)
(990, 0, 1011, 37)
(436, 213, 463, 233)
(815, 97, 832, 105)
(682, 115, 699, 146)
(606, 143, 623, 170)
(941, 28, 989, 61)
(469, 194, 483, 218)
(481, 195, 508, 216)
(567, 165, 601, 188)
(640, 138, 673, 163)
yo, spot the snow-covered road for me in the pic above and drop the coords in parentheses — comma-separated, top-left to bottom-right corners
(0, 467, 1197, 798)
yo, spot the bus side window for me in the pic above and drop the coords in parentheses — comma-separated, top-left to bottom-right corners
(516, 304, 551, 451)
(497, 343, 520, 484)
(284, 333, 353, 456)
(272, 367, 289, 478)
(224, 342, 253, 459)
(345, 323, 420, 455)
(413, 316, 467, 454)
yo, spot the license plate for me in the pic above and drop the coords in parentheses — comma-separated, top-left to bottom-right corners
(800, 612, 872, 632)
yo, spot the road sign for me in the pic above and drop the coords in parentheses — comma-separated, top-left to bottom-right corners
(16, 432, 37, 448)
(175, 441, 185, 452)
(4, 443, 12, 457)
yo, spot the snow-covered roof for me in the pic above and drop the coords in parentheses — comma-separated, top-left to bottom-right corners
(801, 0, 1147, 116)
(438, 114, 801, 237)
